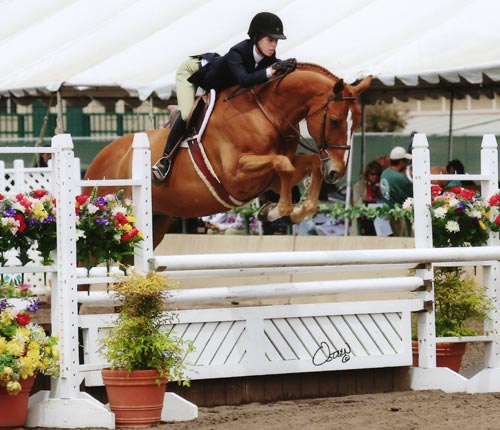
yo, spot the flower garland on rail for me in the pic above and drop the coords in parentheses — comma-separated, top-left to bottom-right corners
(232, 185, 500, 247)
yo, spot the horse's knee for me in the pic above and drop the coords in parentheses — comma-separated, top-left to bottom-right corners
(274, 155, 294, 175)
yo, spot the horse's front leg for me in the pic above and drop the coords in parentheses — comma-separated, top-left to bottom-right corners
(237, 153, 295, 220)
(288, 154, 323, 224)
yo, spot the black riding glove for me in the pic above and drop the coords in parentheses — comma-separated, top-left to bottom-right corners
(272, 58, 297, 74)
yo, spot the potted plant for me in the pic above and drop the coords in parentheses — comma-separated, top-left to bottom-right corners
(0, 285, 59, 427)
(407, 185, 494, 371)
(412, 266, 493, 371)
(99, 270, 193, 428)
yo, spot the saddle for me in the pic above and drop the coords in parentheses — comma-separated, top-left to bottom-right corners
(164, 92, 213, 144)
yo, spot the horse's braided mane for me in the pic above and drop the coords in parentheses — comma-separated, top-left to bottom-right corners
(296, 62, 340, 81)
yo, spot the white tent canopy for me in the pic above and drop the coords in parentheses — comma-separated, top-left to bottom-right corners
(1, 0, 500, 103)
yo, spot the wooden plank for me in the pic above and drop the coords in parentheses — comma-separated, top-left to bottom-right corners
(213, 321, 246, 365)
(373, 366, 395, 393)
(318, 371, 339, 397)
(264, 319, 299, 361)
(203, 378, 226, 407)
(336, 370, 357, 396)
(245, 376, 265, 403)
(264, 374, 284, 402)
(282, 373, 302, 400)
(225, 377, 246, 405)
(300, 372, 319, 398)
(392, 367, 411, 391)
(355, 369, 375, 394)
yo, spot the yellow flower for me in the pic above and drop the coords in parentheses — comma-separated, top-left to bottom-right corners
(6, 381, 22, 395)
(6, 340, 24, 357)
(51, 344, 60, 361)
(479, 220, 487, 231)
(126, 215, 136, 223)
(33, 202, 48, 219)
(1, 310, 14, 324)
(0, 337, 7, 353)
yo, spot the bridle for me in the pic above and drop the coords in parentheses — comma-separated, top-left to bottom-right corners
(232, 74, 358, 164)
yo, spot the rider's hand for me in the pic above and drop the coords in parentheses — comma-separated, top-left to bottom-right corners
(272, 58, 297, 74)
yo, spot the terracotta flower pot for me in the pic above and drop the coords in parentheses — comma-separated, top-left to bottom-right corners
(101, 369, 168, 428)
(0, 375, 36, 427)
(412, 341, 466, 372)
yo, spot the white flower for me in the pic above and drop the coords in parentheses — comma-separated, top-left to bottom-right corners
(467, 209, 482, 219)
(433, 207, 447, 219)
(402, 198, 413, 211)
(86, 203, 99, 214)
(445, 220, 460, 233)
(76, 229, 86, 239)
(111, 205, 127, 216)
(447, 198, 459, 208)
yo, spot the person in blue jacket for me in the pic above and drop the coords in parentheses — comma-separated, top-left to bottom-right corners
(152, 12, 296, 182)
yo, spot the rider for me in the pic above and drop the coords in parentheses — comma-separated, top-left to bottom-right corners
(152, 11, 296, 182)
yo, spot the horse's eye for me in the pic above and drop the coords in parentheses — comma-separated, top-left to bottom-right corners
(330, 118, 339, 127)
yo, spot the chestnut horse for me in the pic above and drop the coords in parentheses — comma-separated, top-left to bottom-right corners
(84, 63, 372, 247)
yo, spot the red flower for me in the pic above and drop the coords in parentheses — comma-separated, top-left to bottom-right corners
(121, 227, 139, 242)
(75, 195, 89, 206)
(0, 193, 4, 200)
(32, 189, 48, 198)
(431, 184, 442, 197)
(16, 312, 31, 326)
(489, 194, 500, 207)
(458, 189, 475, 201)
(13, 213, 26, 233)
(495, 215, 500, 225)
(114, 212, 128, 225)
(449, 186, 462, 195)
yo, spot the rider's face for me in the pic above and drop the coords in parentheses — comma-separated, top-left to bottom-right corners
(256, 36, 278, 57)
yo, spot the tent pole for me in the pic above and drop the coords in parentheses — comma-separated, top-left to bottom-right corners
(55, 91, 64, 134)
(448, 91, 454, 160)
(361, 100, 366, 170)
(148, 95, 155, 129)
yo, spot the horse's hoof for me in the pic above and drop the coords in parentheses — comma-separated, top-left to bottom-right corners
(258, 202, 279, 221)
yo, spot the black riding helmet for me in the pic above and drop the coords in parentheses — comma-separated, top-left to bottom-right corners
(248, 12, 286, 40)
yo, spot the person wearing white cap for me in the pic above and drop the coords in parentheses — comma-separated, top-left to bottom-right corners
(380, 146, 413, 236)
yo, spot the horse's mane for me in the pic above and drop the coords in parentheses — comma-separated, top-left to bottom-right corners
(296, 62, 340, 81)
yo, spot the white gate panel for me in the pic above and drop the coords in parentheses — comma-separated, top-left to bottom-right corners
(81, 299, 421, 386)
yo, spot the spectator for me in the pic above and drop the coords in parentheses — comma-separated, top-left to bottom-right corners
(352, 160, 382, 236)
(446, 159, 477, 190)
(32, 144, 51, 167)
(380, 146, 413, 236)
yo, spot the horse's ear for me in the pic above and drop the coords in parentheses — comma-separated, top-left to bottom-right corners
(332, 79, 344, 96)
(351, 75, 373, 96)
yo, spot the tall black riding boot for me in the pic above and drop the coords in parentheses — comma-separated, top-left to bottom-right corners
(152, 116, 186, 182)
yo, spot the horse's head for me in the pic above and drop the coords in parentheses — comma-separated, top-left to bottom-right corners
(305, 74, 372, 184)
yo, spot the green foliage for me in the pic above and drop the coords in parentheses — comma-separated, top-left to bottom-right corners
(363, 101, 408, 132)
(434, 267, 492, 337)
(99, 271, 193, 386)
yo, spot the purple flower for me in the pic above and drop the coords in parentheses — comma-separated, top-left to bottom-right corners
(42, 216, 55, 224)
(0, 299, 7, 311)
(3, 208, 16, 217)
(26, 297, 41, 313)
(29, 219, 40, 226)
(96, 218, 108, 226)
(97, 197, 107, 206)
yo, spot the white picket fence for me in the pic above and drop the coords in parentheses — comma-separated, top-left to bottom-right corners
(1, 133, 500, 429)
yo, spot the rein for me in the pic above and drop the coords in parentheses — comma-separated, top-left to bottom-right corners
(252, 74, 358, 160)
(223, 69, 358, 165)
